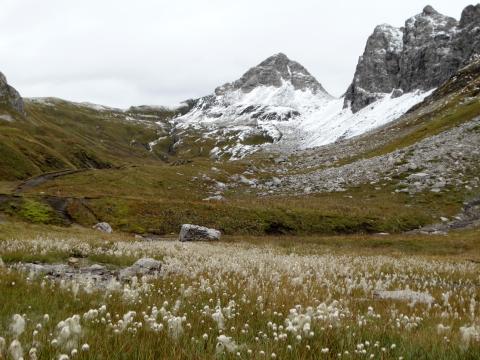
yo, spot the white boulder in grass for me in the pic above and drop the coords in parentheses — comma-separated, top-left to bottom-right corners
(92, 222, 112, 233)
(179, 224, 221, 242)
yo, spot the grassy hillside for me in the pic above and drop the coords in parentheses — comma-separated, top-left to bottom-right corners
(0, 158, 470, 236)
(0, 99, 181, 181)
(0, 62, 478, 236)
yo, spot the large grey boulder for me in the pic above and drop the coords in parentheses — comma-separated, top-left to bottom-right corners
(92, 222, 113, 233)
(179, 224, 221, 242)
(345, 4, 480, 113)
(119, 258, 162, 280)
(0, 72, 24, 115)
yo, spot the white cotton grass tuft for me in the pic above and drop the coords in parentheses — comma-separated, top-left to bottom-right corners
(83, 309, 99, 321)
(212, 308, 225, 329)
(10, 314, 26, 338)
(81, 343, 90, 352)
(58, 354, 69, 360)
(56, 315, 82, 351)
(216, 335, 238, 354)
(0, 337, 6, 357)
(118, 311, 136, 332)
(459, 325, 480, 348)
(9, 339, 23, 360)
(29, 347, 38, 360)
(436, 324, 451, 335)
(167, 316, 185, 339)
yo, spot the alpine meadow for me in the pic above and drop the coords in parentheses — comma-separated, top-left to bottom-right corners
(0, 2, 480, 359)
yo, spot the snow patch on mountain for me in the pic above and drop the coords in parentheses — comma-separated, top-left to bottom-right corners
(174, 83, 431, 158)
(296, 90, 433, 149)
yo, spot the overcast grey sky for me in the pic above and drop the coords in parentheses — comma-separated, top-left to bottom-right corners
(0, 0, 475, 107)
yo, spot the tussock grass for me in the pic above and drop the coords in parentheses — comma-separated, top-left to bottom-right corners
(0, 224, 479, 359)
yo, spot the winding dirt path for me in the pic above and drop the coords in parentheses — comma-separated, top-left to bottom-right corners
(14, 169, 87, 194)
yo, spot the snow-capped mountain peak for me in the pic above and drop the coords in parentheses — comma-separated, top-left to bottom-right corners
(175, 53, 332, 129)
(170, 52, 431, 159)
(214, 53, 331, 97)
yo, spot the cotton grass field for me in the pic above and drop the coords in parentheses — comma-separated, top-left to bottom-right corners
(0, 225, 479, 359)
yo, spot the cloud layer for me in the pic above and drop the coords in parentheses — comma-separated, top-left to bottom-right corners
(0, 0, 473, 107)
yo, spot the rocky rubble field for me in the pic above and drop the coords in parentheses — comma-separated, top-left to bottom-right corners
(259, 117, 480, 195)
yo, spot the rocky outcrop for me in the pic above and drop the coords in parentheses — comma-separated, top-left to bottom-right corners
(215, 53, 330, 96)
(413, 197, 480, 234)
(179, 224, 221, 241)
(12, 258, 162, 286)
(344, 24, 404, 113)
(0, 72, 24, 114)
(345, 4, 480, 113)
(399, 6, 459, 92)
(457, 4, 480, 64)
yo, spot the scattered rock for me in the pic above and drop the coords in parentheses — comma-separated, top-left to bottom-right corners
(413, 196, 480, 233)
(203, 195, 225, 201)
(93, 222, 113, 234)
(263, 118, 480, 196)
(179, 224, 221, 242)
(68, 257, 80, 268)
(119, 258, 162, 280)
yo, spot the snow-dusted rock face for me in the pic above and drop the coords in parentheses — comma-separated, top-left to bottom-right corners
(214, 53, 329, 95)
(457, 4, 480, 64)
(345, 4, 480, 113)
(0, 72, 24, 115)
(174, 6, 480, 158)
(399, 5, 459, 92)
(179, 53, 332, 126)
(173, 53, 335, 158)
(344, 25, 404, 113)
(174, 52, 431, 158)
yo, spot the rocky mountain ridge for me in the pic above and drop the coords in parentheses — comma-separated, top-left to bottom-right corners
(214, 53, 330, 96)
(2, 4, 479, 165)
(173, 50, 431, 158)
(0, 72, 24, 115)
(345, 4, 480, 112)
